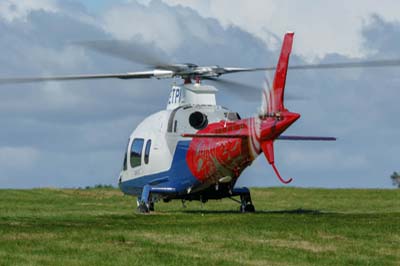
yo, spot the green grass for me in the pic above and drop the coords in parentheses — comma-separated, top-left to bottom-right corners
(0, 188, 399, 266)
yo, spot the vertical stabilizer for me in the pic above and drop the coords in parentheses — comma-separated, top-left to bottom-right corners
(262, 32, 294, 114)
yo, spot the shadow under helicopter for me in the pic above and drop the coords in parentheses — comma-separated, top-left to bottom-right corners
(179, 208, 328, 215)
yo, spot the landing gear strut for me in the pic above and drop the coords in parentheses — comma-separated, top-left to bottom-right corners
(232, 187, 255, 213)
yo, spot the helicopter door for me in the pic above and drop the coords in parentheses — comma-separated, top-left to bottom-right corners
(130, 138, 145, 176)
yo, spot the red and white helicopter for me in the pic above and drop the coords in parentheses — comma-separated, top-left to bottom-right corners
(2, 32, 399, 213)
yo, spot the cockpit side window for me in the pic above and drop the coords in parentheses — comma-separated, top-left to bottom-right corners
(123, 138, 130, 171)
(130, 138, 144, 168)
(144, 140, 152, 164)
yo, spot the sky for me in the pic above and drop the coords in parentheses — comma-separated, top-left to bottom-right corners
(0, 0, 399, 189)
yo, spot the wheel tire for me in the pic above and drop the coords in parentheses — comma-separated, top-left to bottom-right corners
(149, 202, 155, 212)
(244, 204, 255, 213)
(138, 203, 150, 213)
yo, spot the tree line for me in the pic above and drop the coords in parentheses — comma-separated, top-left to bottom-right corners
(391, 172, 400, 188)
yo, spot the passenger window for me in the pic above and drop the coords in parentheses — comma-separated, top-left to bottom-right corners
(144, 140, 152, 164)
(130, 138, 144, 168)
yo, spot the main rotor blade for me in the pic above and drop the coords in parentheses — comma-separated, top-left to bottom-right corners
(0, 70, 172, 85)
(218, 67, 271, 75)
(204, 77, 304, 102)
(3, 58, 399, 86)
(218, 59, 400, 75)
(77, 40, 179, 70)
(287, 59, 400, 70)
(205, 77, 260, 91)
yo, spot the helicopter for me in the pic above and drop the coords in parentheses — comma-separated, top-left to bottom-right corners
(1, 32, 400, 213)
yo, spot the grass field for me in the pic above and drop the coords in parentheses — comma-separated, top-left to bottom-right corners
(0, 187, 399, 266)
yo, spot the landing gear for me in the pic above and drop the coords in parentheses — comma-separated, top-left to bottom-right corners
(137, 185, 152, 214)
(138, 201, 150, 213)
(137, 200, 154, 213)
(230, 187, 256, 213)
(239, 189, 255, 213)
(240, 203, 255, 213)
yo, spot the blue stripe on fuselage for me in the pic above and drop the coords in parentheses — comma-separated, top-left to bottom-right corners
(119, 141, 201, 196)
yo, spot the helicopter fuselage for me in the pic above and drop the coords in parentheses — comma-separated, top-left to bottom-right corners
(118, 98, 248, 201)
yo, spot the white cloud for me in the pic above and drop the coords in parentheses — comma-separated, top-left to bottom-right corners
(102, 2, 184, 52)
(162, 0, 400, 59)
(0, 0, 58, 22)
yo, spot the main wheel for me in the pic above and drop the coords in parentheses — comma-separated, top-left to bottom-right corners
(240, 204, 255, 213)
(137, 202, 150, 213)
(244, 204, 255, 213)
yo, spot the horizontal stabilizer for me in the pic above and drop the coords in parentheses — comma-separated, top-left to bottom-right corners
(278, 135, 336, 141)
(182, 134, 336, 141)
(181, 133, 248, 139)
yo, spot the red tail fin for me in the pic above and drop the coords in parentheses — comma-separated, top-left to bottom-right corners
(260, 32, 296, 185)
(270, 32, 294, 112)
